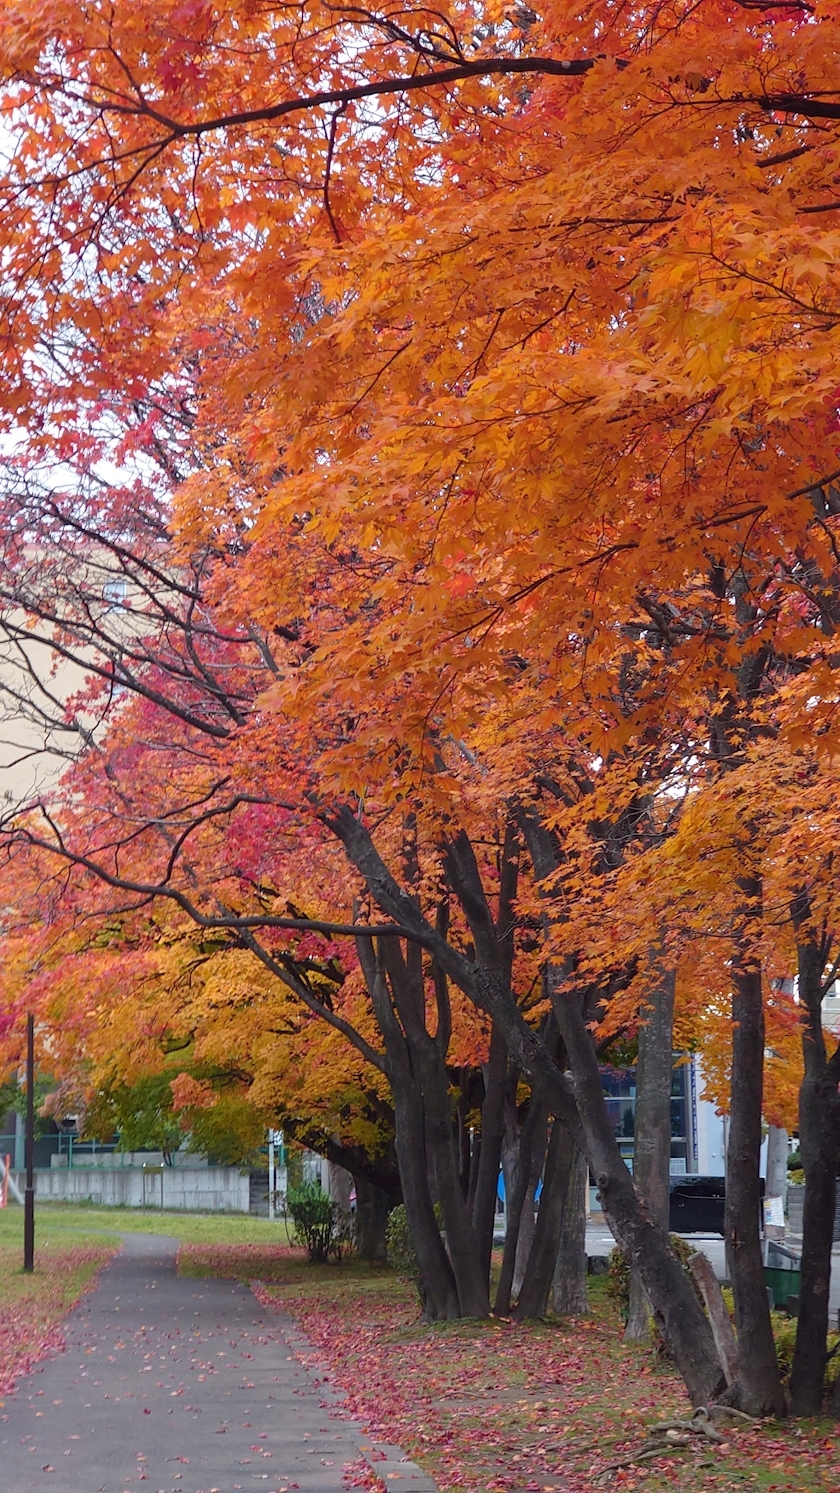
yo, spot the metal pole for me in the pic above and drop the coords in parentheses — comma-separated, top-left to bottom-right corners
(14, 1107, 24, 1172)
(268, 1134, 275, 1221)
(23, 1013, 34, 1272)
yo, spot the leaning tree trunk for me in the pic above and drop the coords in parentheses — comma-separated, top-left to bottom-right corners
(548, 981, 726, 1406)
(552, 1140, 589, 1316)
(725, 933, 785, 1417)
(515, 1115, 578, 1319)
(626, 968, 676, 1342)
(790, 931, 840, 1416)
(510, 813, 725, 1405)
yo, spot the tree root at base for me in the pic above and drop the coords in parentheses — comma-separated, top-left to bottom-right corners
(590, 1404, 754, 1482)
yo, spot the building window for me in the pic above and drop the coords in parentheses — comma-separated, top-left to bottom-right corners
(600, 1059, 693, 1174)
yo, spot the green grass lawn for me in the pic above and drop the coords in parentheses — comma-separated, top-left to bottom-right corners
(0, 1200, 292, 1248)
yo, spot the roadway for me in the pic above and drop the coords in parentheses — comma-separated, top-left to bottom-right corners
(584, 1222, 840, 1321)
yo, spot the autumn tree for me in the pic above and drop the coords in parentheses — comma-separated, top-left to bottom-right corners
(4, 0, 840, 1410)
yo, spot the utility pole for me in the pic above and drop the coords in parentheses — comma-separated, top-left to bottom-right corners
(23, 1013, 34, 1272)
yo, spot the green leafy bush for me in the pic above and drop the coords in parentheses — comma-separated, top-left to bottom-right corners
(606, 1235, 703, 1324)
(284, 1182, 352, 1263)
(605, 1243, 631, 1318)
(770, 1312, 840, 1394)
(714, 1284, 838, 1395)
(385, 1203, 443, 1309)
(385, 1203, 418, 1278)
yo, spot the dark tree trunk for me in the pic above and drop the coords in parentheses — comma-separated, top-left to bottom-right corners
(373, 933, 489, 1318)
(357, 935, 461, 1320)
(790, 930, 840, 1416)
(471, 826, 519, 1286)
(513, 1110, 548, 1298)
(331, 808, 725, 1406)
(512, 1177, 538, 1298)
(392, 1081, 461, 1319)
(793, 1129, 838, 1412)
(512, 813, 725, 1405)
(552, 1141, 588, 1316)
(626, 967, 676, 1342)
(515, 1116, 578, 1319)
(417, 1040, 490, 1316)
(471, 1021, 508, 1288)
(494, 1094, 546, 1316)
(353, 1174, 396, 1261)
(469, 955, 722, 1393)
(725, 929, 785, 1417)
(550, 979, 725, 1406)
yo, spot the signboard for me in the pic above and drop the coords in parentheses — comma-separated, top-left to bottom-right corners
(764, 1194, 785, 1229)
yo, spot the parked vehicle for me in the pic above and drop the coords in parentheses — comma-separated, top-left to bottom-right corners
(669, 1175, 721, 1235)
(668, 1174, 767, 1236)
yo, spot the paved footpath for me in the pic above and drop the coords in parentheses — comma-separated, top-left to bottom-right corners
(0, 1234, 436, 1493)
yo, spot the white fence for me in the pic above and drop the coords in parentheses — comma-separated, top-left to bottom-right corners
(11, 1164, 250, 1212)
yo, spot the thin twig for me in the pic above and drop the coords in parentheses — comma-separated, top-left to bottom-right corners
(324, 102, 348, 243)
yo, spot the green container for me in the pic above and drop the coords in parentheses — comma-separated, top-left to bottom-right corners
(764, 1264, 801, 1309)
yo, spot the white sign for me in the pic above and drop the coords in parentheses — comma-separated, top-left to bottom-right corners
(764, 1194, 785, 1228)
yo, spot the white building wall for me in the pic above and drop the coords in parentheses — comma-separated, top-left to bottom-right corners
(690, 1056, 727, 1175)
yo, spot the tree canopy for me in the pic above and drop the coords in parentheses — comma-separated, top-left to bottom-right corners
(2, 0, 840, 1416)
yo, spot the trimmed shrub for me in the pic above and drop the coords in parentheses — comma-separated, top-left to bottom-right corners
(285, 1182, 352, 1263)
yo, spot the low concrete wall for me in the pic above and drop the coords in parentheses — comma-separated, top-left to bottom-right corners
(14, 1165, 250, 1213)
(787, 1184, 840, 1242)
(50, 1150, 210, 1169)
